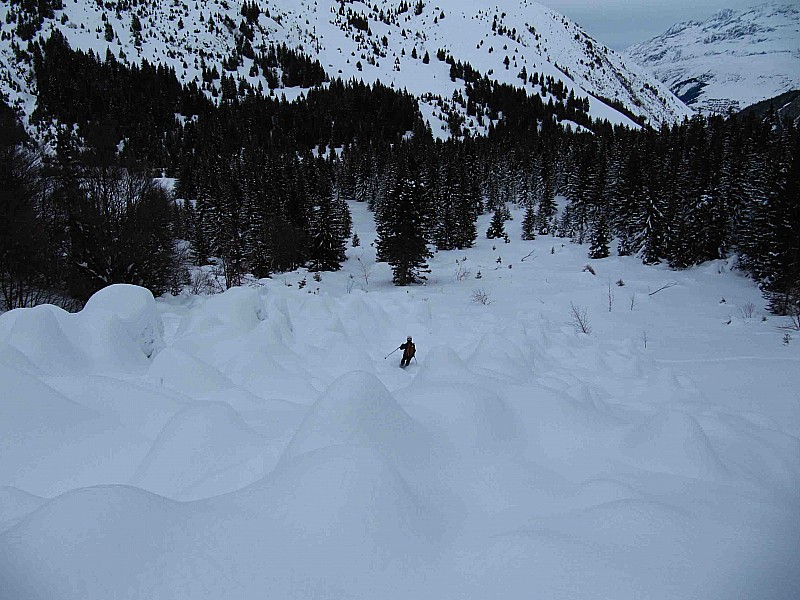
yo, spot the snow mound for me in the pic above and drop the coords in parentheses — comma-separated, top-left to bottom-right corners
(148, 346, 234, 394)
(0, 487, 46, 533)
(0, 305, 90, 375)
(219, 338, 321, 403)
(0, 451, 439, 600)
(131, 402, 271, 500)
(195, 286, 266, 333)
(314, 337, 376, 376)
(401, 383, 519, 452)
(450, 529, 639, 600)
(415, 345, 482, 385)
(81, 283, 165, 360)
(0, 363, 98, 435)
(45, 376, 188, 440)
(0, 364, 154, 496)
(336, 295, 395, 341)
(518, 385, 624, 468)
(620, 410, 729, 479)
(467, 333, 533, 382)
(572, 499, 691, 550)
(280, 371, 431, 468)
(0, 345, 43, 375)
(0, 285, 164, 375)
(0, 485, 180, 600)
(248, 445, 441, 567)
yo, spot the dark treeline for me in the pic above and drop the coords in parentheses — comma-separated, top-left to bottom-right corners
(1, 98, 182, 309)
(1, 33, 797, 317)
(556, 114, 799, 314)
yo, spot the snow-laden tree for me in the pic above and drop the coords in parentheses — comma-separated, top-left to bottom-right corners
(375, 151, 432, 285)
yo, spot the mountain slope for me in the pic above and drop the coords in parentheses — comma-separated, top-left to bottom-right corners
(0, 0, 691, 134)
(740, 89, 800, 126)
(625, 2, 800, 115)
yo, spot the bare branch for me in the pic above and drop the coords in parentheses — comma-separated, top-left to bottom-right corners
(356, 255, 373, 287)
(648, 281, 677, 296)
(471, 288, 492, 305)
(569, 302, 591, 334)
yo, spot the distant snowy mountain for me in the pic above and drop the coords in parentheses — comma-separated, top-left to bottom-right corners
(0, 0, 691, 134)
(625, 2, 800, 115)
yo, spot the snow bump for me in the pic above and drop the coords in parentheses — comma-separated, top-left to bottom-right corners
(280, 371, 432, 468)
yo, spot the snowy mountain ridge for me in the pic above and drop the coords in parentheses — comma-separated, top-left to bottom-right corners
(625, 2, 800, 115)
(0, 0, 692, 135)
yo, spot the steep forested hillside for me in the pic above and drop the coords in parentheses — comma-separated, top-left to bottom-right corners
(0, 0, 690, 135)
(0, 3, 797, 319)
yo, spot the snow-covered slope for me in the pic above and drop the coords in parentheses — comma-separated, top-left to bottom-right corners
(1, 201, 799, 599)
(625, 2, 800, 115)
(0, 0, 691, 132)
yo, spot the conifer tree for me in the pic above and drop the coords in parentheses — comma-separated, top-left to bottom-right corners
(588, 212, 611, 259)
(536, 154, 557, 234)
(752, 124, 800, 313)
(375, 151, 432, 285)
(433, 150, 477, 250)
(308, 184, 349, 272)
(521, 204, 536, 240)
(486, 208, 506, 239)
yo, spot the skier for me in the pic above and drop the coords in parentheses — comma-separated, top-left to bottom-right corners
(399, 336, 416, 368)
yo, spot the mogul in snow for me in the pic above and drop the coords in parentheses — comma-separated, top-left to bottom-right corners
(399, 336, 416, 368)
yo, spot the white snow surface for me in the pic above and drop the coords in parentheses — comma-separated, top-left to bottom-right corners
(625, 2, 800, 115)
(1, 202, 799, 599)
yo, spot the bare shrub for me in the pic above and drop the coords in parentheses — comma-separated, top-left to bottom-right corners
(616, 279, 625, 287)
(629, 293, 637, 311)
(357, 255, 373, 287)
(641, 330, 649, 349)
(739, 302, 756, 320)
(582, 264, 596, 275)
(190, 268, 224, 295)
(569, 302, 591, 334)
(607, 279, 614, 313)
(455, 258, 470, 281)
(471, 288, 492, 305)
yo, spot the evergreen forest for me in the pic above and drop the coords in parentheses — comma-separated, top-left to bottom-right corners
(1, 33, 798, 316)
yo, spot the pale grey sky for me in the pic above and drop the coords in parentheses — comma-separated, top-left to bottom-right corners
(540, 0, 765, 50)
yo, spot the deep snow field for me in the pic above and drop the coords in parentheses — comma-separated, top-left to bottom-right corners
(1, 201, 798, 599)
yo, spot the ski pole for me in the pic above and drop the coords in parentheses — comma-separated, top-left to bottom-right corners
(384, 347, 401, 359)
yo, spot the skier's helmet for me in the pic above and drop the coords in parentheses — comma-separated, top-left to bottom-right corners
(407, 336, 412, 341)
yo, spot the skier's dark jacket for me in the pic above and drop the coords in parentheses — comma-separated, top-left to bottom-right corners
(400, 341, 416, 359)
